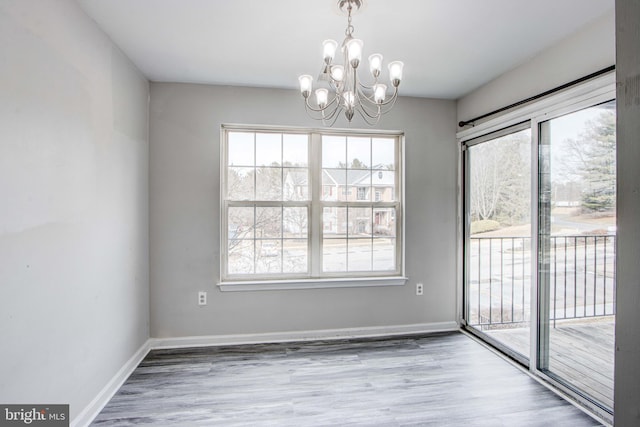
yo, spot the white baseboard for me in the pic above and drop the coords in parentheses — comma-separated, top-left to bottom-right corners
(71, 339, 152, 427)
(150, 321, 460, 350)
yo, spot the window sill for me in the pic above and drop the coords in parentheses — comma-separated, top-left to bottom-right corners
(217, 276, 408, 292)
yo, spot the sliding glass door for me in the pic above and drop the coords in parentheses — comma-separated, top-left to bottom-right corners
(464, 125, 532, 362)
(537, 100, 616, 410)
(463, 96, 616, 415)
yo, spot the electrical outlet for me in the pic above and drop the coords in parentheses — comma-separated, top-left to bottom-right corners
(416, 283, 424, 296)
(198, 291, 207, 306)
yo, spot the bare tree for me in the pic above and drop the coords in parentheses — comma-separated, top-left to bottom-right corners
(469, 132, 530, 225)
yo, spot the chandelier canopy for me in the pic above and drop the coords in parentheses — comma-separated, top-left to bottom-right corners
(298, 0, 404, 126)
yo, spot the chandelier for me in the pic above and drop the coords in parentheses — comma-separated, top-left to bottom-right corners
(298, 0, 404, 126)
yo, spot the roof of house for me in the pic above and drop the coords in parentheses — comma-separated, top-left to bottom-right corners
(322, 165, 395, 187)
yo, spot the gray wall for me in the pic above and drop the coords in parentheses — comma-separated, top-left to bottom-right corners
(614, 0, 640, 424)
(149, 83, 457, 338)
(457, 9, 615, 125)
(0, 0, 149, 422)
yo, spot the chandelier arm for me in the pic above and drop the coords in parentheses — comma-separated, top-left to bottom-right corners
(303, 97, 342, 122)
(355, 89, 399, 121)
(323, 107, 344, 127)
(376, 86, 400, 107)
(357, 80, 377, 91)
(354, 85, 380, 109)
(352, 87, 384, 120)
(323, 102, 342, 121)
(377, 89, 400, 111)
(354, 84, 399, 114)
(363, 87, 399, 113)
(356, 101, 382, 120)
(354, 105, 381, 126)
(303, 95, 340, 113)
(322, 92, 343, 120)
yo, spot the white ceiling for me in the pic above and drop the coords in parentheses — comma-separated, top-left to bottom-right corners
(77, 0, 613, 100)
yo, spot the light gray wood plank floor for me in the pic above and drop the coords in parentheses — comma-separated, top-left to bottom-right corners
(92, 332, 602, 426)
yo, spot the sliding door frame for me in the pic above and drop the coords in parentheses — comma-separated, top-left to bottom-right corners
(532, 94, 617, 420)
(458, 72, 616, 423)
(461, 121, 532, 367)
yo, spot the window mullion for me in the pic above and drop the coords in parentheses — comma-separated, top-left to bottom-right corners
(310, 132, 322, 277)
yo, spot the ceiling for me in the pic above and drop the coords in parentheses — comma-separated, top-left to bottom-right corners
(77, 0, 613, 100)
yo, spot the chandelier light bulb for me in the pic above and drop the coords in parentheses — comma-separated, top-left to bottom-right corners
(388, 61, 404, 87)
(369, 53, 383, 78)
(343, 91, 355, 108)
(346, 39, 363, 68)
(331, 65, 345, 82)
(315, 88, 329, 108)
(343, 91, 356, 122)
(298, 75, 313, 98)
(323, 40, 338, 64)
(374, 84, 387, 104)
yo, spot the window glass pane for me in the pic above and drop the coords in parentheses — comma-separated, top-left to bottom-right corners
(373, 208, 395, 236)
(372, 138, 395, 170)
(323, 169, 345, 201)
(227, 167, 254, 200)
(373, 170, 395, 202)
(255, 133, 281, 166)
(256, 240, 282, 273)
(538, 100, 616, 409)
(348, 238, 372, 271)
(228, 207, 254, 239)
(349, 170, 371, 201)
(350, 207, 372, 237)
(373, 238, 395, 271)
(323, 239, 347, 272)
(228, 240, 254, 275)
(465, 127, 532, 361)
(347, 137, 370, 169)
(323, 207, 346, 237)
(256, 207, 281, 238)
(256, 167, 282, 200)
(323, 135, 346, 168)
(283, 207, 308, 238)
(283, 168, 309, 201)
(341, 186, 353, 201)
(283, 239, 307, 273)
(283, 134, 308, 167)
(228, 132, 254, 166)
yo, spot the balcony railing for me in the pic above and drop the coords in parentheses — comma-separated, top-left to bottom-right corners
(467, 235, 616, 329)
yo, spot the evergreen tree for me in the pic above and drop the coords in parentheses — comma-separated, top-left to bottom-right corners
(573, 110, 616, 212)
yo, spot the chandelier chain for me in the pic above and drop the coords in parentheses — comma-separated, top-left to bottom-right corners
(345, 4, 354, 36)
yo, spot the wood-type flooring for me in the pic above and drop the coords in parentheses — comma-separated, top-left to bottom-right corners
(92, 331, 602, 426)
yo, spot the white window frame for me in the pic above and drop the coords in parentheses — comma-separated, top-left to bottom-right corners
(219, 124, 407, 291)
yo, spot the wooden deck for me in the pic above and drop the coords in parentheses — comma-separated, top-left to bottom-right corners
(484, 316, 614, 409)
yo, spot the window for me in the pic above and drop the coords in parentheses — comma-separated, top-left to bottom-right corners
(221, 126, 403, 284)
(357, 187, 367, 200)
